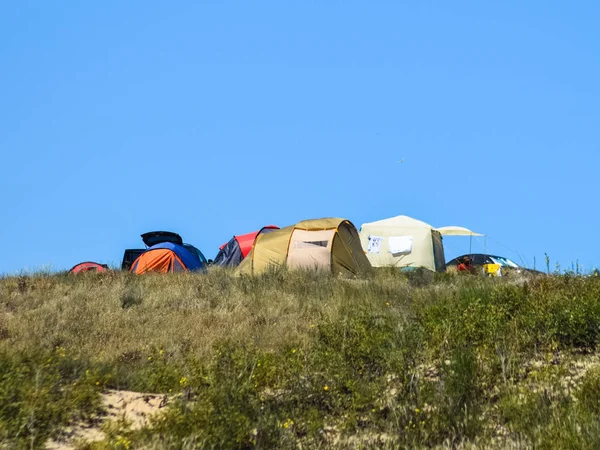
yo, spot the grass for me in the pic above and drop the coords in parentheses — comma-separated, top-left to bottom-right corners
(1, 269, 600, 448)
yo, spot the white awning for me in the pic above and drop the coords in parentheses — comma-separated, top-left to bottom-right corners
(436, 226, 483, 237)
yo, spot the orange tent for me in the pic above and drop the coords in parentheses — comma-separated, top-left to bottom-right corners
(130, 242, 205, 274)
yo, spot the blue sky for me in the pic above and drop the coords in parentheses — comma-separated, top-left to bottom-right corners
(1, 1, 599, 274)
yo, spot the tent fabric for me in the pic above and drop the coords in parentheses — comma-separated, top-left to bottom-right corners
(69, 261, 109, 274)
(432, 232, 446, 272)
(149, 242, 202, 269)
(332, 220, 373, 275)
(130, 242, 204, 274)
(214, 238, 245, 267)
(214, 226, 279, 267)
(236, 232, 259, 258)
(287, 228, 336, 271)
(236, 218, 371, 276)
(359, 215, 446, 272)
(238, 226, 293, 274)
(436, 226, 483, 236)
(236, 226, 278, 257)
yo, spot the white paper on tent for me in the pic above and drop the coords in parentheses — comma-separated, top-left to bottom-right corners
(388, 236, 413, 255)
(367, 235, 384, 254)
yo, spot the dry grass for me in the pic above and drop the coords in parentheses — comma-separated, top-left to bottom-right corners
(0, 269, 415, 367)
(3, 269, 600, 449)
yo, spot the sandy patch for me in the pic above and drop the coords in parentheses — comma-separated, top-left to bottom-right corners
(46, 389, 168, 449)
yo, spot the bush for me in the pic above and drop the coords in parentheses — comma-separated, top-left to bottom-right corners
(575, 366, 600, 415)
(0, 349, 103, 448)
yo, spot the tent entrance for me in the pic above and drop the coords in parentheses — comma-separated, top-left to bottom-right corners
(287, 229, 336, 271)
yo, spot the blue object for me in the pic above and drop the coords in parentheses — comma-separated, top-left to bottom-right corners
(148, 242, 206, 271)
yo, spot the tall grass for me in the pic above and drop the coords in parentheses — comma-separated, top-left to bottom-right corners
(1, 269, 600, 448)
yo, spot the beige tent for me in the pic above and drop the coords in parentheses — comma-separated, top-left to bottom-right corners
(359, 215, 446, 271)
(237, 218, 372, 276)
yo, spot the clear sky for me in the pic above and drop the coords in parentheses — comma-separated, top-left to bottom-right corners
(2, 1, 599, 274)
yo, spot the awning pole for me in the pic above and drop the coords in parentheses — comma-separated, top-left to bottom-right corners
(469, 235, 472, 254)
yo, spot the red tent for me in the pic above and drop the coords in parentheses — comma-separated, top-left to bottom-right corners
(214, 226, 278, 267)
(69, 261, 109, 274)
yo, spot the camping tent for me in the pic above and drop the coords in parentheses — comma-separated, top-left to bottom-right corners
(130, 242, 206, 274)
(122, 231, 208, 270)
(237, 218, 372, 276)
(214, 226, 279, 267)
(69, 261, 109, 274)
(359, 215, 446, 272)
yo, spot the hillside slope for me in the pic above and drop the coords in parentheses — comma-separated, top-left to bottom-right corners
(1, 270, 600, 448)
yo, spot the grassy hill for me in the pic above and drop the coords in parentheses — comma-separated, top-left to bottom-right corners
(2, 269, 600, 448)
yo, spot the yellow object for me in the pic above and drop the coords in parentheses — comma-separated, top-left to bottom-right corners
(484, 263, 502, 276)
(236, 218, 372, 276)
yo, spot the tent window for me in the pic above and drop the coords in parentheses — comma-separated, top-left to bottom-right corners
(173, 258, 185, 272)
(303, 240, 328, 247)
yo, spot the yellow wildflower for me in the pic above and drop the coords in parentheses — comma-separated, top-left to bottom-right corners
(116, 436, 131, 449)
(280, 418, 294, 429)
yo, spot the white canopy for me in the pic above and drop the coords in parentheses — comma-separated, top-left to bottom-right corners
(436, 226, 483, 237)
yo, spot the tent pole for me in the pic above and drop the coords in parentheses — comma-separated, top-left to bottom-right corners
(469, 235, 472, 255)
(483, 235, 487, 276)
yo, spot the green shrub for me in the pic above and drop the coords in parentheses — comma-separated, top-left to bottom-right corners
(0, 349, 103, 448)
(148, 343, 282, 449)
(126, 309, 419, 448)
(499, 387, 555, 438)
(575, 366, 600, 415)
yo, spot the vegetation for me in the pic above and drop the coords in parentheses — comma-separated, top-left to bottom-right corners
(1, 269, 600, 448)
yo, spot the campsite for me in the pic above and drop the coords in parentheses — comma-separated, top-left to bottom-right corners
(68, 214, 529, 278)
(3, 212, 596, 448)
(2, 214, 600, 449)
(3, 1, 599, 448)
